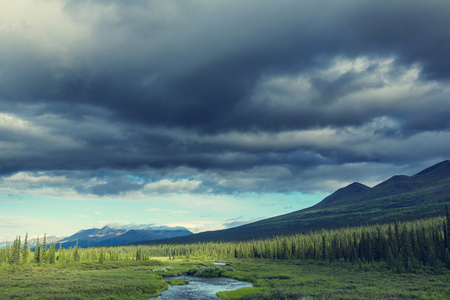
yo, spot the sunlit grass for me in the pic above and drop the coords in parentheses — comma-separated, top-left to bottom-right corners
(1, 258, 449, 299)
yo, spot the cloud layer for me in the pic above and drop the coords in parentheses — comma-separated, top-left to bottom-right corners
(1, 0, 449, 199)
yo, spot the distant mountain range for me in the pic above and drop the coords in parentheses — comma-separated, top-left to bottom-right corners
(4, 225, 192, 249)
(140, 160, 450, 244)
(28, 236, 60, 247)
(56, 225, 192, 248)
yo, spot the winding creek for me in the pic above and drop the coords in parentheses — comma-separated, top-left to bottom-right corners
(157, 275, 253, 300)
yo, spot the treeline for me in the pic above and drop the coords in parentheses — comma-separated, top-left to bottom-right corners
(0, 234, 58, 265)
(146, 205, 450, 272)
(2, 204, 450, 272)
(0, 235, 150, 266)
(228, 212, 450, 272)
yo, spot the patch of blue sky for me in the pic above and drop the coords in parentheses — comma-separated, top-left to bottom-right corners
(125, 174, 147, 184)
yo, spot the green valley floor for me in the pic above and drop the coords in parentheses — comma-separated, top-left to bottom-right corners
(1, 258, 449, 299)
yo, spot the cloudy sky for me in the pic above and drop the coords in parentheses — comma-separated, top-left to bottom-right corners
(1, 0, 449, 241)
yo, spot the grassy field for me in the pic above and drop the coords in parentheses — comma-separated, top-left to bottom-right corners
(0, 260, 168, 299)
(218, 259, 450, 299)
(1, 258, 449, 299)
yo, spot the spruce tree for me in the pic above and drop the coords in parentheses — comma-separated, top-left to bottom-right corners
(73, 241, 80, 262)
(9, 237, 20, 265)
(99, 248, 105, 264)
(321, 235, 327, 260)
(13, 236, 21, 264)
(446, 203, 450, 250)
(359, 231, 366, 260)
(9, 239, 15, 264)
(400, 225, 412, 270)
(386, 245, 395, 269)
(41, 234, 47, 264)
(17, 236, 21, 263)
(394, 219, 400, 257)
(22, 233, 29, 263)
(48, 242, 56, 264)
(444, 220, 449, 252)
(445, 248, 450, 269)
(136, 248, 142, 261)
(35, 237, 41, 264)
(4, 242, 10, 264)
(446, 203, 450, 231)
(387, 225, 394, 255)
(373, 226, 381, 261)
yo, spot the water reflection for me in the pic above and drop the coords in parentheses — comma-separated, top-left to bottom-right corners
(157, 275, 252, 300)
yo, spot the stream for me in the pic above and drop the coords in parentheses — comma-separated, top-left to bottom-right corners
(156, 275, 253, 300)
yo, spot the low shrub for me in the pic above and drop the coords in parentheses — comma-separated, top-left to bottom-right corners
(186, 266, 234, 277)
(165, 279, 189, 285)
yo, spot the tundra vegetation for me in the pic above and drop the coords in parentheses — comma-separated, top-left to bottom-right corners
(1, 205, 450, 299)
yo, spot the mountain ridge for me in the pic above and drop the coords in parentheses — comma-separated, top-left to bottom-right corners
(312, 182, 371, 209)
(55, 225, 193, 248)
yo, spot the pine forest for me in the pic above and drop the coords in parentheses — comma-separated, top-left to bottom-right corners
(3, 204, 450, 274)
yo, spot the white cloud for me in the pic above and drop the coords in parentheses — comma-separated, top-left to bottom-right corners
(6, 172, 68, 184)
(143, 179, 201, 194)
(0, 0, 87, 53)
(164, 221, 225, 234)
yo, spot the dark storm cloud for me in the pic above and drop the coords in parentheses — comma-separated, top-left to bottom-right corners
(4, 0, 449, 130)
(89, 0, 447, 134)
(1, 0, 450, 195)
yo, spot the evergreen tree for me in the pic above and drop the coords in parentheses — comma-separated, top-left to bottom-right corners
(4, 242, 10, 264)
(358, 231, 366, 260)
(22, 233, 29, 263)
(321, 235, 327, 260)
(73, 241, 80, 262)
(9, 239, 15, 264)
(15, 236, 21, 264)
(9, 236, 20, 264)
(428, 245, 438, 268)
(41, 234, 47, 264)
(387, 225, 394, 256)
(445, 248, 450, 269)
(394, 219, 400, 257)
(99, 248, 105, 264)
(48, 242, 56, 264)
(35, 237, 41, 264)
(136, 248, 142, 261)
(445, 203, 450, 250)
(446, 203, 450, 234)
(444, 220, 449, 252)
(400, 225, 412, 270)
(374, 226, 382, 261)
(386, 245, 395, 270)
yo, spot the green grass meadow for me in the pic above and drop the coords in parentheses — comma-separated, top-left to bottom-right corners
(1, 258, 449, 299)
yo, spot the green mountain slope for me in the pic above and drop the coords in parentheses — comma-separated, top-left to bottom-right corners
(142, 160, 450, 244)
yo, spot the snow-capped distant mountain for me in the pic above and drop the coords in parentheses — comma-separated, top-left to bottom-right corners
(106, 223, 190, 231)
(56, 225, 192, 248)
